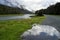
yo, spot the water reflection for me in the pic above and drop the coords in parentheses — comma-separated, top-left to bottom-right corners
(0, 14, 34, 20)
(21, 24, 60, 40)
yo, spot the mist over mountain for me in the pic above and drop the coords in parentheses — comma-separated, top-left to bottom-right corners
(0, 4, 32, 14)
(0, 0, 59, 11)
(0, 0, 33, 15)
(35, 2, 60, 16)
(0, 0, 25, 8)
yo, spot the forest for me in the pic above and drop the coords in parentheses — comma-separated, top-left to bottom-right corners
(35, 2, 60, 16)
(0, 4, 32, 15)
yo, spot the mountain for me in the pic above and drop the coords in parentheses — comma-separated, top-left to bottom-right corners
(45, 2, 60, 15)
(35, 2, 60, 15)
(0, 0, 32, 15)
(0, 4, 32, 15)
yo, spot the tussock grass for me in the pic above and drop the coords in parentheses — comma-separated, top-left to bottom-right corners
(0, 16, 45, 40)
(0, 14, 24, 16)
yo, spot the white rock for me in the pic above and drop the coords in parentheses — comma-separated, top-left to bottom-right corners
(21, 24, 60, 40)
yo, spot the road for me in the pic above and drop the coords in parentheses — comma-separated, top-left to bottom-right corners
(41, 15, 60, 32)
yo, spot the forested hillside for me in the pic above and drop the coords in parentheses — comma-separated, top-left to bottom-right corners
(35, 2, 60, 15)
(0, 4, 32, 15)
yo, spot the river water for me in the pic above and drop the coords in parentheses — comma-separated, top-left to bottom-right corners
(0, 14, 34, 20)
(21, 24, 60, 40)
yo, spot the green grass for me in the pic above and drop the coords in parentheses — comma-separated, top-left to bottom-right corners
(0, 14, 24, 16)
(0, 16, 45, 40)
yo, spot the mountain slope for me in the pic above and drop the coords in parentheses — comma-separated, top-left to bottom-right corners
(0, 4, 32, 15)
(0, 4, 21, 14)
(35, 2, 60, 15)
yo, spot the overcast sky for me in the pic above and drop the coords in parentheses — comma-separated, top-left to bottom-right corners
(0, 0, 60, 11)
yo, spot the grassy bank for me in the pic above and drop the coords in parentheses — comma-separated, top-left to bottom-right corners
(0, 14, 24, 16)
(0, 16, 45, 40)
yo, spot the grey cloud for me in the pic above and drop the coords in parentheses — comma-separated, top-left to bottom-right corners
(0, 0, 60, 11)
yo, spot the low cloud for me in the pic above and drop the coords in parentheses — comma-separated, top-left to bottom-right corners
(0, 0, 60, 11)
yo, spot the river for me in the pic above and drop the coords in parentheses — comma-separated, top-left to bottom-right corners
(0, 14, 34, 20)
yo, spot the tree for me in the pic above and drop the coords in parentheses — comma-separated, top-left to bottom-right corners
(35, 9, 44, 16)
(37, 2, 60, 15)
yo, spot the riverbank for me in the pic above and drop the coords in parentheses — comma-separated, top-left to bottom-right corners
(0, 14, 24, 16)
(0, 16, 45, 40)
